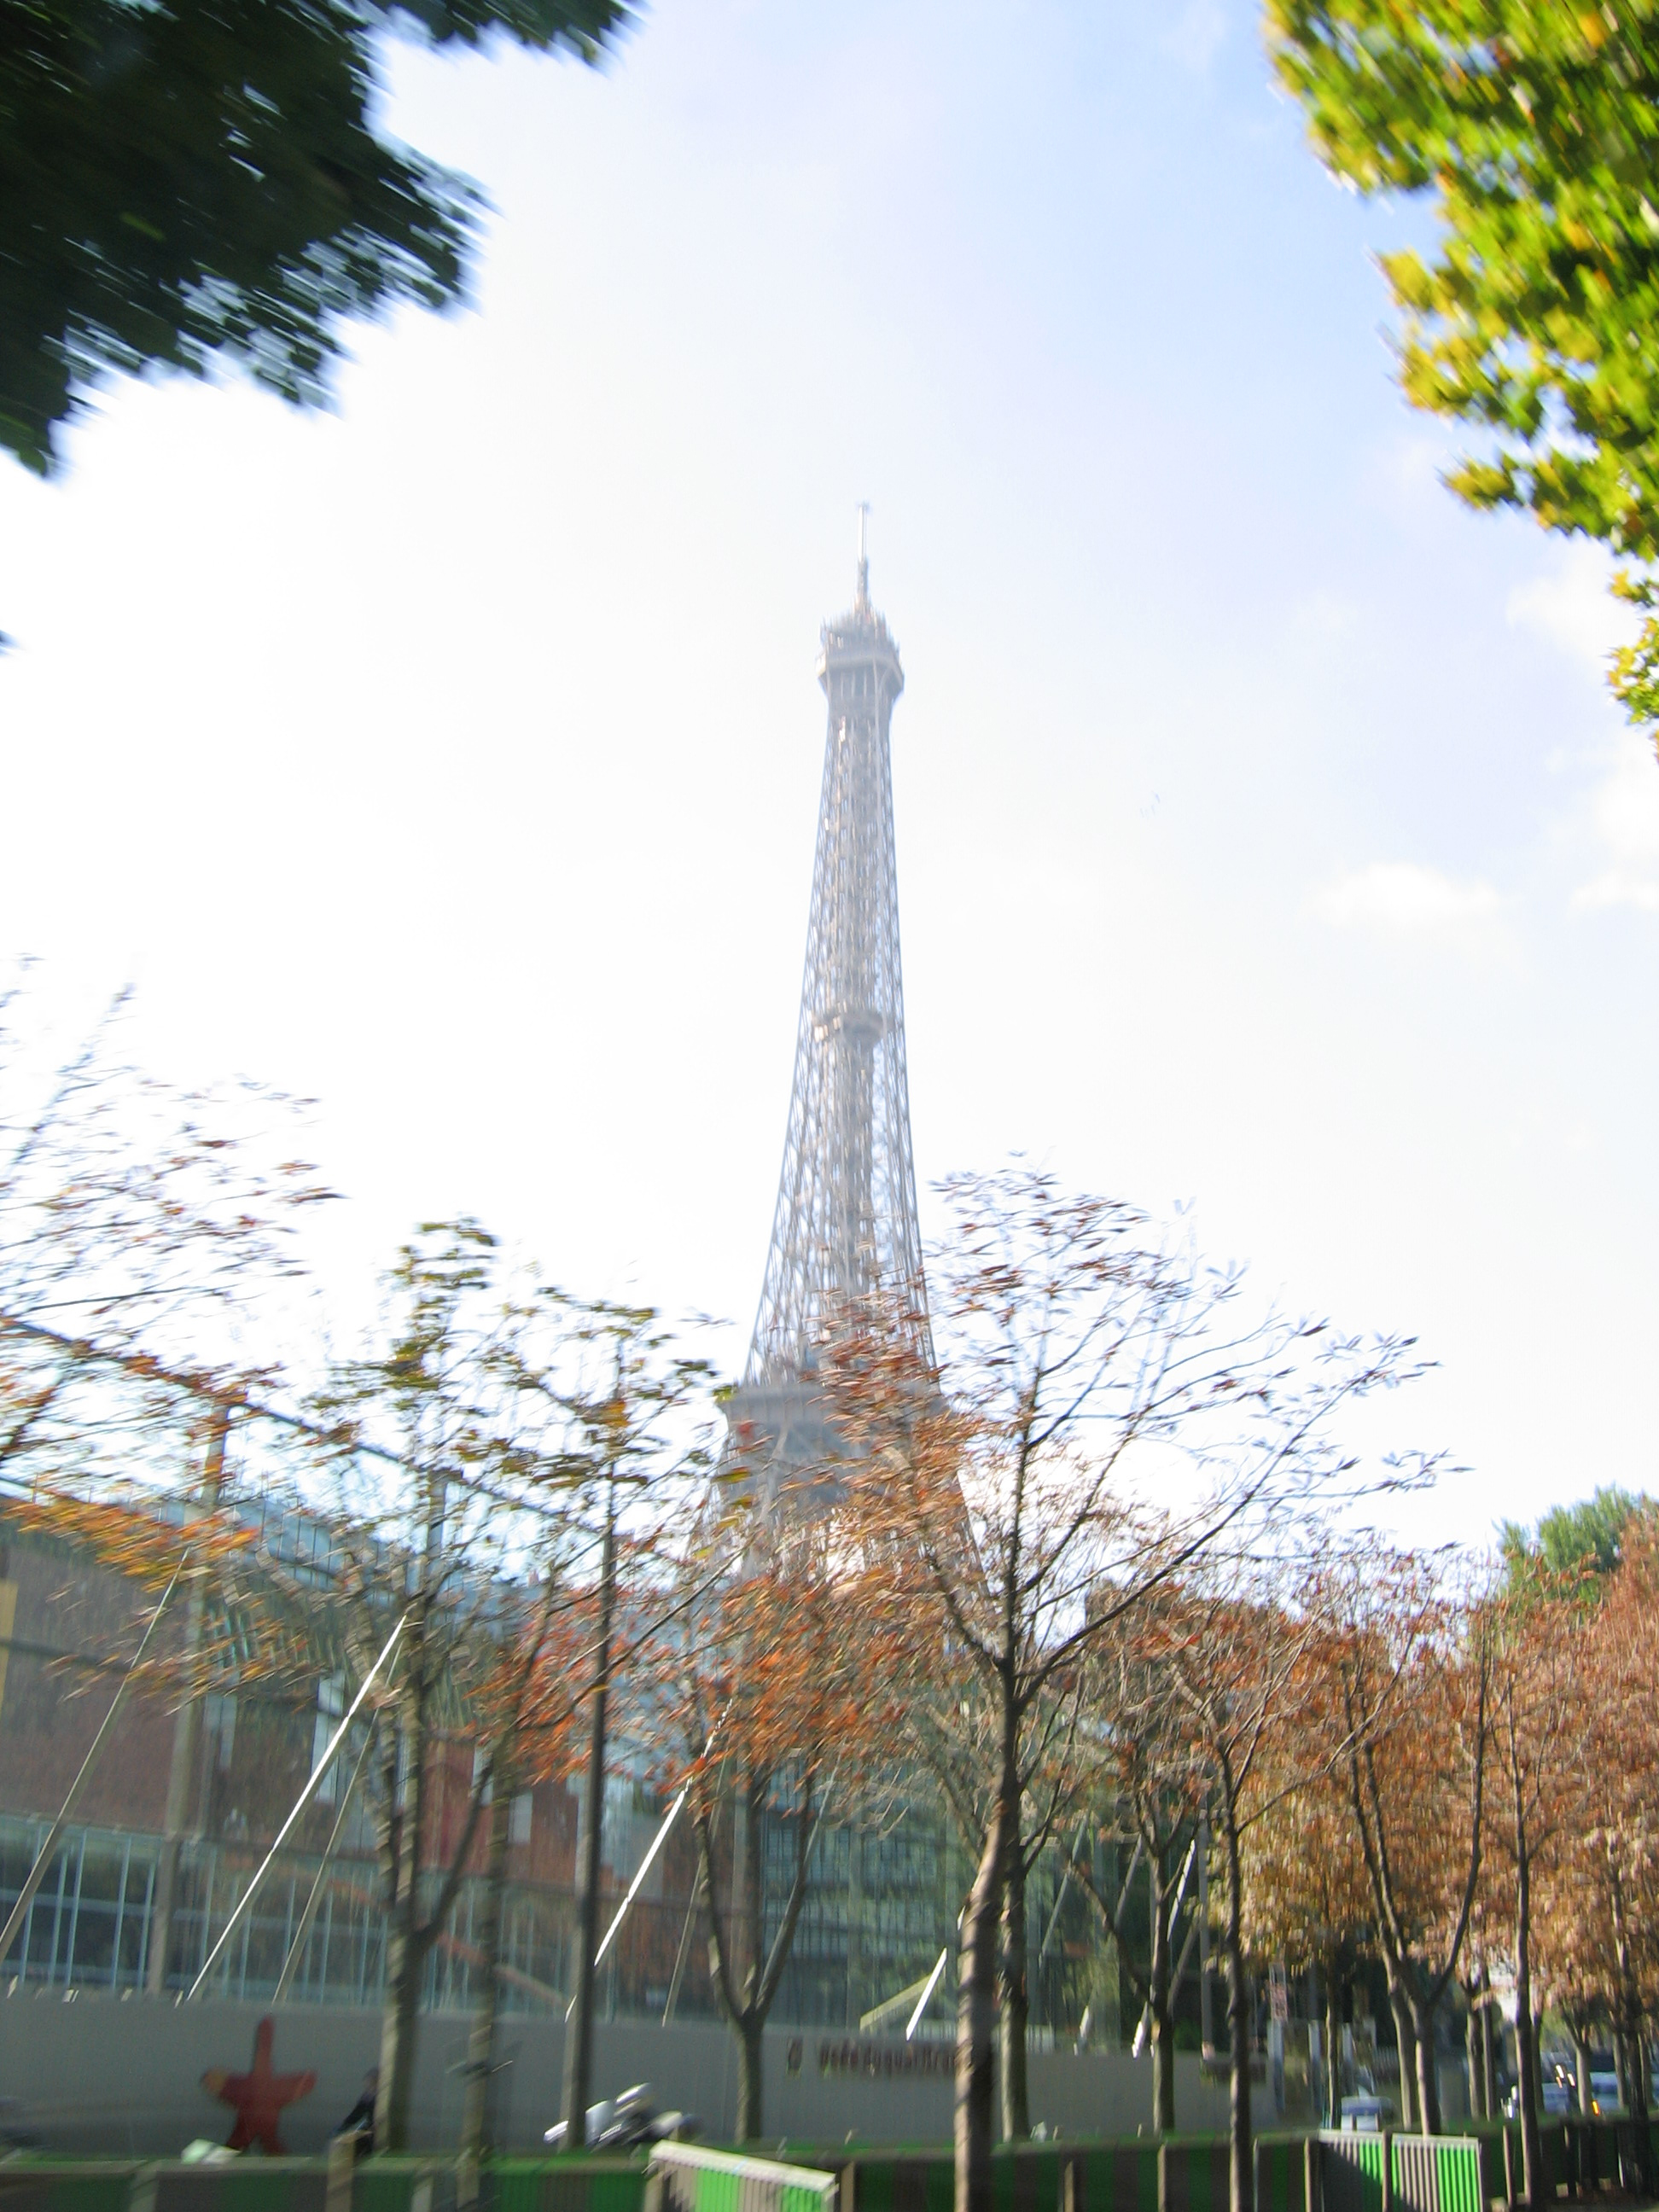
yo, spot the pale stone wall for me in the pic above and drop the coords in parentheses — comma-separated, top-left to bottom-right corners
(0, 1993, 1231, 2156)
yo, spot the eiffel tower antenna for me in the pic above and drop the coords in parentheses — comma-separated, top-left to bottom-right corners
(724, 510, 932, 1503)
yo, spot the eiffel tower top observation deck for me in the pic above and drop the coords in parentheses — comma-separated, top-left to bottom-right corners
(726, 514, 933, 1499)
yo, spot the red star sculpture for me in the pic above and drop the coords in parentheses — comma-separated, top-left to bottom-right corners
(201, 2015, 317, 2154)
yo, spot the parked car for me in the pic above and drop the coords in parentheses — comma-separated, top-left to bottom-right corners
(1543, 2082, 1573, 2116)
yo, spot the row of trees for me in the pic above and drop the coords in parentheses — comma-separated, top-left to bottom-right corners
(1240, 1504, 1659, 2212)
(8, 989, 1657, 2212)
(677, 1196, 1659, 2212)
(0, 985, 718, 2161)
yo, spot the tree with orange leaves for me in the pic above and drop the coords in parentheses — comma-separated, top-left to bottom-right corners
(828, 1168, 1428, 2212)
(0, 973, 329, 1490)
(0, 975, 335, 1978)
(1307, 1553, 1489, 2134)
(1537, 1516, 1659, 2133)
(1481, 1570, 1591, 2208)
(1073, 1619, 1210, 2135)
(659, 1513, 895, 2141)
(1152, 1568, 1336, 2212)
(456, 1583, 591, 2176)
(299, 1231, 712, 2155)
(1237, 1716, 1371, 2126)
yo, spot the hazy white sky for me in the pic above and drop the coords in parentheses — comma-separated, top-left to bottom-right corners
(3, 0, 1656, 1545)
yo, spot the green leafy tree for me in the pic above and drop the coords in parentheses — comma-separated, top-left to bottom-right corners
(1500, 1485, 1650, 1589)
(1, 0, 630, 477)
(1264, 0, 1659, 732)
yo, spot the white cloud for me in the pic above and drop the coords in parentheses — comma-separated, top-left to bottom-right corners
(1313, 861, 1502, 934)
(1507, 541, 1637, 675)
(1573, 737, 1659, 911)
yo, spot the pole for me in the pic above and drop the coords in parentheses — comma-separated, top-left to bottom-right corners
(186, 1612, 405, 2000)
(1112, 1835, 1145, 1928)
(906, 1947, 950, 2040)
(662, 1864, 705, 2026)
(560, 1465, 618, 2145)
(148, 1412, 227, 1995)
(1039, 1821, 1091, 1969)
(1132, 1838, 1202, 2053)
(1170, 1901, 1202, 1993)
(0, 1553, 189, 1966)
(1167, 1837, 1198, 1929)
(573, 1782, 688, 2011)
(271, 1718, 380, 2004)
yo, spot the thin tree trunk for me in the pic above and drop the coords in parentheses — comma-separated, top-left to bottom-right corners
(956, 1763, 1013, 2212)
(742, 1771, 762, 2011)
(1149, 1846, 1175, 2135)
(561, 1473, 617, 2147)
(1573, 2027, 1593, 2119)
(376, 1677, 429, 2153)
(1513, 1831, 1542, 2212)
(1628, 2033, 1654, 2193)
(460, 1765, 515, 2178)
(1390, 1986, 1417, 2131)
(1412, 1990, 1441, 2136)
(999, 1842, 1031, 2140)
(736, 2017, 765, 2144)
(699, 1766, 818, 2145)
(1220, 1793, 1254, 2212)
(733, 1769, 765, 2139)
(1326, 1970, 1343, 2128)
(1465, 1991, 1484, 2122)
(1482, 1996, 1499, 2120)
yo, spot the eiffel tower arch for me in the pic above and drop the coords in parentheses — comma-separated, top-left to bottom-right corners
(725, 515, 933, 1508)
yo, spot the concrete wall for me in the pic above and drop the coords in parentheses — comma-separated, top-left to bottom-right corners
(0, 1992, 1230, 2156)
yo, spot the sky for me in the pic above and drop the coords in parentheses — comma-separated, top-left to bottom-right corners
(2, 0, 1656, 1548)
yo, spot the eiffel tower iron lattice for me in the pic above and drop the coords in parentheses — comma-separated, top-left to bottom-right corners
(725, 515, 934, 1504)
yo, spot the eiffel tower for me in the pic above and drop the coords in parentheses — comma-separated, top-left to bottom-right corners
(725, 513, 933, 1508)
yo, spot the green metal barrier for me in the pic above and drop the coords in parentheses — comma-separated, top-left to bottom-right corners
(0, 2163, 145, 2212)
(991, 2151, 1062, 2212)
(1389, 2136, 1481, 2212)
(1467, 2126, 1503, 2207)
(348, 2159, 449, 2212)
(838, 2155, 947, 2212)
(1583, 2118, 1619, 2193)
(148, 2161, 329, 2212)
(489, 2159, 646, 2212)
(1156, 2138, 1228, 2212)
(1254, 2137, 1310, 2212)
(1318, 2130, 1386, 2212)
(1426, 2141, 1481, 2212)
(841, 2135, 1222, 2212)
(835, 2143, 1070, 2212)
(646, 2142, 837, 2212)
(1059, 2142, 1159, 2212)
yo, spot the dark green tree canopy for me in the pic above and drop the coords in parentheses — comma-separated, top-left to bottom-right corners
(1266, 0, 1659, 731)
(0, 0, 629, 476)
(1500, 1482, 1650, 1591)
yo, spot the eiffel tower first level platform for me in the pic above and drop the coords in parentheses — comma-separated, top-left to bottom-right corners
(725, 515, 932, 1510)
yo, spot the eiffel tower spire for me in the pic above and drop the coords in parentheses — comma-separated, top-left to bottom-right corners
(726, 516, 932, 1499)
